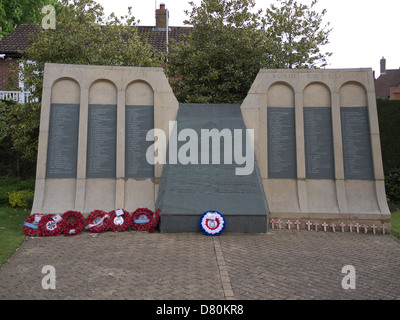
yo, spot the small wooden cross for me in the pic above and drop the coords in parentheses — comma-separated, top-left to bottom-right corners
(270, 219, 275, 229)
(348, 223, 354, 233)
(330, 223, 336, 232)
(286, 220, 292, 230)
(363, 225, 368, 234)
(355, 223, 361, 233)
(277, 219, 282, 229)
(306, 221, 312, 231)
(313, 221, 319, 232)
(294, 220, 301, 230)
(322, 222, 328, 232)
(381, 224, 386, 235)
(371, 224, 377, 235)
(340, 222, 346, 233)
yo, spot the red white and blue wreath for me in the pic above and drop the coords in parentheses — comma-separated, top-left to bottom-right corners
(62, 211, 85, 236)
(108, 209, 132, 232)
(85, 210, 110, 233)
(199, 211, 225, 236)
(38, 214, 66, 237)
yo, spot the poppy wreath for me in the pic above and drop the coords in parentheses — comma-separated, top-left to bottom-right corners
(147, 209, 161, 233)
(38, 214, 66, 237)
(62, 211, 85, 236)
(108, 209, 132, 232)
(199, 211, 225, 236)
(23, 214, 43, 237)
(131, 208, 156, 232)
(85, 210, 110, 233)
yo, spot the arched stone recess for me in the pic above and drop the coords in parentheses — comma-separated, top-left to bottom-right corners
(84, 79, 118, 213)
(265, 82, 299, 214)
(339, 82, 379, 214)
(124, 80, 156, 211)
(33, 78, 81, 214)
(302, 82, 339, 213)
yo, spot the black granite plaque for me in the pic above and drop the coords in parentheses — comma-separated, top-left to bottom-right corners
(125, 105, 154, 178)
(304, 107, 335, 179)
(267, 107, 297, 179)
(156, 104, 269, 219)
(86, 104, 117, 178)
(46, 103, 80, 179)
(341, 107, 374, 180)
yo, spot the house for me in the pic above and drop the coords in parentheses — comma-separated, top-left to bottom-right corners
(0, 3, 190, 103)
(374, 57, 400, 100)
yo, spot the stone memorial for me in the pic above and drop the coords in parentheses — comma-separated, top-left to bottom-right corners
(241, 68, 390, 231)
(32, 64, 390, 233)
(32, 63, 179, 215)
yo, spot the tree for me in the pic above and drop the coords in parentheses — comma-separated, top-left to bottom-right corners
(167, 0, 332, 103)
(264, 0, 332, 68)
(167, 0, 272, 104)
(0, 0, 57, 39)
(21, 0, 165, 101)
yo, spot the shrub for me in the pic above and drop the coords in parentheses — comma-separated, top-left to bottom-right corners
(0, 177, 35, 207)
(377, 98, 400, 170)
(8, 190, 34, 209)
(385, 168, 400, 204)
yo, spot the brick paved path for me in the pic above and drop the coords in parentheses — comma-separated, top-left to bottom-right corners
(0, 230, 399, 300)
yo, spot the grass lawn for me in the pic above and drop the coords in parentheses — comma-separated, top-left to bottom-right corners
(0, 207, 30, 267)
(391, 209, 400, 240)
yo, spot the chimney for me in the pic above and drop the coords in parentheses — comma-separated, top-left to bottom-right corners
(380, 56, 386, 75)
(156, 3, 169, 28)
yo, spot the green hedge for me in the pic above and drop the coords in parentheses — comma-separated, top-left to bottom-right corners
(377, 98, 400, 170)
(0, 177, 35, 207)
(377, 98, 400, 204)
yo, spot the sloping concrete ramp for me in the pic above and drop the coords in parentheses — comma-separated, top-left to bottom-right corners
(156, 104, 269, 233)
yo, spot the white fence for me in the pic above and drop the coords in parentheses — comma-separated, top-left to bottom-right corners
(0, 91, 34, 104)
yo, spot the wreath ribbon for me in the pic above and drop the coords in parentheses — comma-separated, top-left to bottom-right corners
(85, 214, 110, 229)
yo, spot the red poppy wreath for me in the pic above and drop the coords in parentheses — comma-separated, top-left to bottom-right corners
(131, 208, 160, 232)
(38, 214, 66, 237)
(23, 213, 43, 237)
(62, 211, 85, 236)
(85, 210, 110, 233)
(108, 209, 132, 232)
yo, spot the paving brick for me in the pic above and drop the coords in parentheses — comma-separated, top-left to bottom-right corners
(0, 229, 399, 300)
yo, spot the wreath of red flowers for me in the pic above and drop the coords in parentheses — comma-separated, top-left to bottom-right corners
(131, 208, 160, 232)
(148, 209, 160, 233)
(85, 210, 110, 233)
(23, 213, 43, 237)
(62, 211, 85, 236)
(38, 214, 66, 237)
(108, 209, 132, 232)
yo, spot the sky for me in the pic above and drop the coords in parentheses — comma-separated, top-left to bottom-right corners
(98, 0, 399, 75)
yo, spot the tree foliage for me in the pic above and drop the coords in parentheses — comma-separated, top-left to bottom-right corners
(167, 0, 332, 103)
(0, 0, 57, 39)
(264, 0, 332, 68)
(167, 0, 270, 104)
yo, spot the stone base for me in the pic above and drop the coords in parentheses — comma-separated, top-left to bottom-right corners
(159, 214, 268, 233)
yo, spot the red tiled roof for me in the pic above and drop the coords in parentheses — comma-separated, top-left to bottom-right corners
(375, 69, 400, 98)
(0, 24, 40, 55)
(0, 24, 191, 56)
